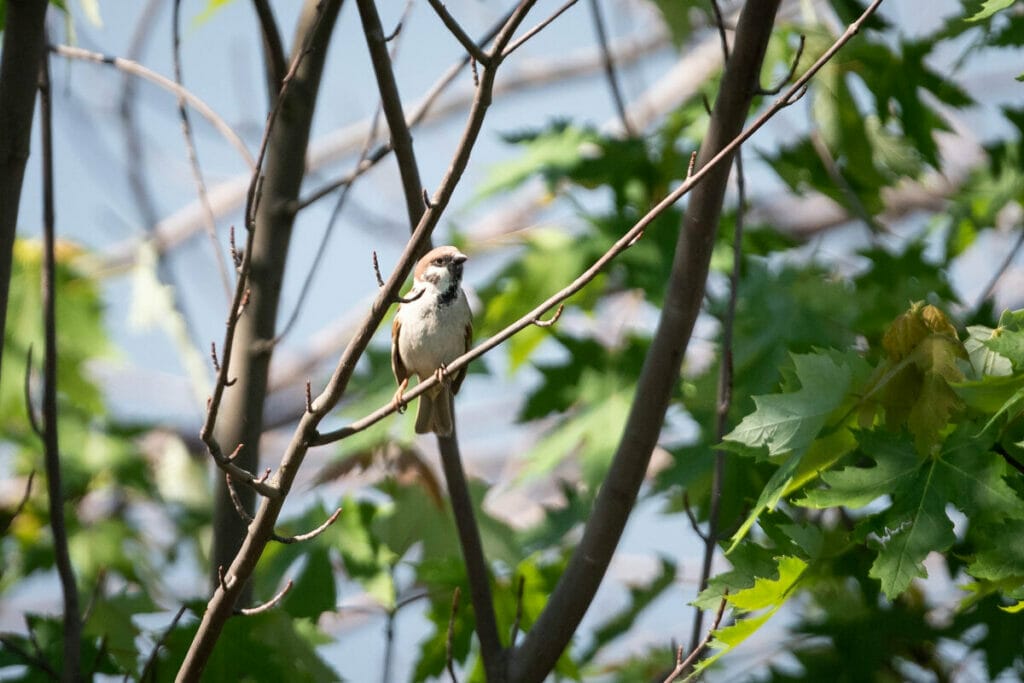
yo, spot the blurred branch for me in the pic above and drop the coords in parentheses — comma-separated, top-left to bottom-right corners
(252, 0, 287, 96)
(973, 225, 1024, 312)
(172, 0, 234, 302)
(588, 0, 633, 136)
(0, 470, 35, 536)
(51, 44, 254, 169)
(446, 586, 461, 683)
(135, 605, 187, 683)
(428, 0, 490, 66)
(0, 0, 49, 390)
(38, 40, 82, 682)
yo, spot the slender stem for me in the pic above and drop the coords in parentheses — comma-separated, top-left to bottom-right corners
(172, 0, 233, 302)
(428, 0, 490, 65)
(587, 0, 633, 136)
(39, 40, 82, 683)
(438, 433, 503, 679)
(251, 0, 287, 96)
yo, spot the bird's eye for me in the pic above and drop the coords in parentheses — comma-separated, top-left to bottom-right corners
(433, 258, 444, 265)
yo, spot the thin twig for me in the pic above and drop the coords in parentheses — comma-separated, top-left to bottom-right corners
(428, 0, 490, 65)
(502, 0, 581, 58)
(588, 0, 633, 135)
(271, 507, 342, 544)
(135, 605, 187, 683)
(50, 44, 253, 168)
(236, 580, 293, 616)
(446, 587, 461, 683)
(171, 0, 233, 302)
(224, 474, 254, 524)
(758, 34, 805, 95)
(808, 129, 885, 235)
(38, 40, 82, 683)
(664, 596, 728, 682)
(1, 471, 35, 535)
(682, 492, 709, 543)
(974, 225, 1024, 312)
(373, 250, 386, 287)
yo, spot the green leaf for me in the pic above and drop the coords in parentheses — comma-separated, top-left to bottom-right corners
(725, 352, 853, 456)
(337, 499, 397, 608)
(798, 431, 921, 509)
(283, 546, 338, 620)
(967, 0, 1016, 22)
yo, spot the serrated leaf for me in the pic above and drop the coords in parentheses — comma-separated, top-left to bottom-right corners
(798, 431, 921, 509)
(725, 353, 852, 456)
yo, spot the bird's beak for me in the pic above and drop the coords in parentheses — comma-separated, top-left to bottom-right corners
(453, 252, 468, 264)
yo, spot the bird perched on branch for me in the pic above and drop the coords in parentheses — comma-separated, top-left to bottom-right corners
(391, 245, 472, 436)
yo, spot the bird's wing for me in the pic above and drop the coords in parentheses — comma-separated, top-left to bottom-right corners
(391, 314, 408, 384)
(452, 317, 472, 395)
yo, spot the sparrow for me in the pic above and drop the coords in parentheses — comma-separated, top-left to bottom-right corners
(391, 245, 472, 436)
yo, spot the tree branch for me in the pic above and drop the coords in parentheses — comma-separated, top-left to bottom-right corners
(356, 0, 427, 234)
(427, 0, 490, 66)
(50, 44, 254, 169)
(38, 41, 82, 682)
(0, 0, 49, 390)
(251, 0, 288, 97)
(437, 433, 503, 679)
(172, 0, 234, 302)
(587, 0, 633, 136)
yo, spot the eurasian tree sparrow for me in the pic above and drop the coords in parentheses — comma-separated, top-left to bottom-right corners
(391, 246, 472, 436)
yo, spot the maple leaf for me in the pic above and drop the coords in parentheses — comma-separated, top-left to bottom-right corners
(725, 352, 853, 457)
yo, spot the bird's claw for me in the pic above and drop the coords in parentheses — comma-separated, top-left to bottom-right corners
(392, 380, 409, 414)
(434, 363, 452, 387)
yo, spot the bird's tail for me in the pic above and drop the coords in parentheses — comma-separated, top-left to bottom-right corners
(415, 387, 454, 436)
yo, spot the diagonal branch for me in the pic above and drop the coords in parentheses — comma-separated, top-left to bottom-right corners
(587, 0, 633, 136)
(428, 0, 490, 66)
(251, 0, 287, 97)
(356, 0, 426, 234)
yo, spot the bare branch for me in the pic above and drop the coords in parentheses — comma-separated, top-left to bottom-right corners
(588, 0, 633, 136)
(236, 580, 293, 616)
(502, 0, 581, 59)
(50, 44, 254, 169)
(224, 474, 254, 524)
(428, 0, 490, 66)
(38, 40, 82, 681)
(373, 250, 386, 287)
(357, 0, 427, 232)
(664, 596, 728, 682)
(135, 605, 187, 683)
(974, 225, 1024, 312)
(251, 0, 287, 95)
(271, 507, 342, 544)
(758, 34, 805, 95)
(171, 0, 233, 302)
